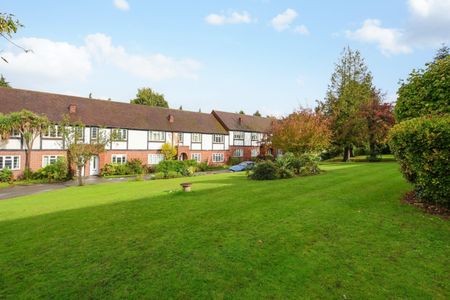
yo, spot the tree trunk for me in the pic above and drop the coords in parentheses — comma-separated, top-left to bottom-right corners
(77, 165, 84, 186)
(24, 148, 32, 178)
(369, 141, 377, 161)
(343, 146, 352, 162)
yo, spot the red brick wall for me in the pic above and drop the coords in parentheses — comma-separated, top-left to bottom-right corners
(0, 150, 67, 178)
(177, 146, 229, 165)
(229, 146, 261, 162)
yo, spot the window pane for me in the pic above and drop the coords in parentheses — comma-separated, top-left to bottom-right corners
(91, 127, 98, 139)
(13, 156, 19, 169)
(4, 157, 12, 169)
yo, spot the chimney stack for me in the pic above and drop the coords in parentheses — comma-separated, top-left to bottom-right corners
(238, 117, 242, 124)
(68, 104, 77, 114)
(168, 114, 174, 123)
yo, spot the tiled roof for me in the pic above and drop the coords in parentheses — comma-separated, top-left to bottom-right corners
(212, 110, 273, 133)
(0, 87, 227, 134)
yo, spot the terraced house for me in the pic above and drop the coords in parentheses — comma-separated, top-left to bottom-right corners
(0, 88, 274, 177)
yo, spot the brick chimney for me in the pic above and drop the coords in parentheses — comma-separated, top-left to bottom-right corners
(168, 114, 174, 123)
(68, 104, 77, 114)
(238, 117, 242, 124)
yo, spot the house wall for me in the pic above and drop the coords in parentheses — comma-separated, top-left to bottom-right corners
(0, 128, 236, 178)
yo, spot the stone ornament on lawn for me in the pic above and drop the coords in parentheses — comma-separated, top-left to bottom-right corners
(180, 182, 192, 192)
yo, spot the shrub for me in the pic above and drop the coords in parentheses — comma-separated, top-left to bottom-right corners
(160, 143, 177, 160)
(389, 115, 450, 206)
(0, 168, 13, 183)
(33, 157, 68, 182)
(101, 159, 146, 176)
(275, 152, 302, 175)
(156, 160, 197, 178)
(100, 163, 131, 176)
(196, 162, 209, 172)
(250, 161, 278, 180)
(277, 167, 294, 179)
(298, 154, 321, 175)
(229, 157, 241, 166)
(127, 159, 145, 175)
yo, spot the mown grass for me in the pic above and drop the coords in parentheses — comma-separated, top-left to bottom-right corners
(0, 162, 449, 299)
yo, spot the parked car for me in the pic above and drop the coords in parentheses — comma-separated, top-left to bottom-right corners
(229, 161, 255, 172)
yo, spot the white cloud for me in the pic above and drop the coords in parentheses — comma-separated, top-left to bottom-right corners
(294, 25, 309, 36)
(0, 33, 201, 85)
(345, 0, 450, 55)
(85, 33, 201, 80)
(406, 0, 450, 45)
(1, 37, 92, 82)
(345, 19, 412, 56)
(113, 0, 130, 11)
(271, 8, 298, 31)
(408, 0, 450, 19)
(205, 11, 254, 25)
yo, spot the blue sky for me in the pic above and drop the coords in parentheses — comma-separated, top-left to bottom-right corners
(1, 0, 449, 116)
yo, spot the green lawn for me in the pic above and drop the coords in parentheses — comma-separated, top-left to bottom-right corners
(0, 163, 449, 299)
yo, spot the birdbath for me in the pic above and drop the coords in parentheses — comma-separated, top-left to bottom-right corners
(180, 182, 192, 192)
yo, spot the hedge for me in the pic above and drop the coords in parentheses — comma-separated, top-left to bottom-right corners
(389, 115, 450, 206)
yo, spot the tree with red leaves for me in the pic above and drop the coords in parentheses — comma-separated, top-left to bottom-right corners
(359, 91, 395, 161)
(271, 108, 332, 155)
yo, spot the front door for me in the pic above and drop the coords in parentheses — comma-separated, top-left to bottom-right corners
(89, 156, 99, 176)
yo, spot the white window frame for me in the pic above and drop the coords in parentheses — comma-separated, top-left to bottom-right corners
(90, 127, 99, 140)
(148, 154, 165, 165)
(112, 129, 127, 141)
(212, 153, 224, 163)
(149, 131, 166, 142)
(251, 149, 259, 157)
(233, 149, 244, 157)
(178, 133, 184, 144)
(75, 127, 84, 141)
(191, 153, 201, 162)
(42, 155, 63, 167)
(191, 133, 202, 143)
(251, 132, 259, 141)
(213, 134, 224, 143)
(112, 154, 127, 165)
(233, 131, 244, 140)
(0, 155, 20, 170)
(10, 129, 21, 138)
(43, 125, 63, 138)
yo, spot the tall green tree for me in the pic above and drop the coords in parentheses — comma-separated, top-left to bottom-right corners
(0, 74, 10, 87)
(130, 87, 169, 108)
(253, 110, 261, 117)
(434, 44, 449, 61)
(0, 110, 49, 176)
(239, 110, 245, 115)
(317, 47, 373, 161)
(395, 54, 450, 121)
